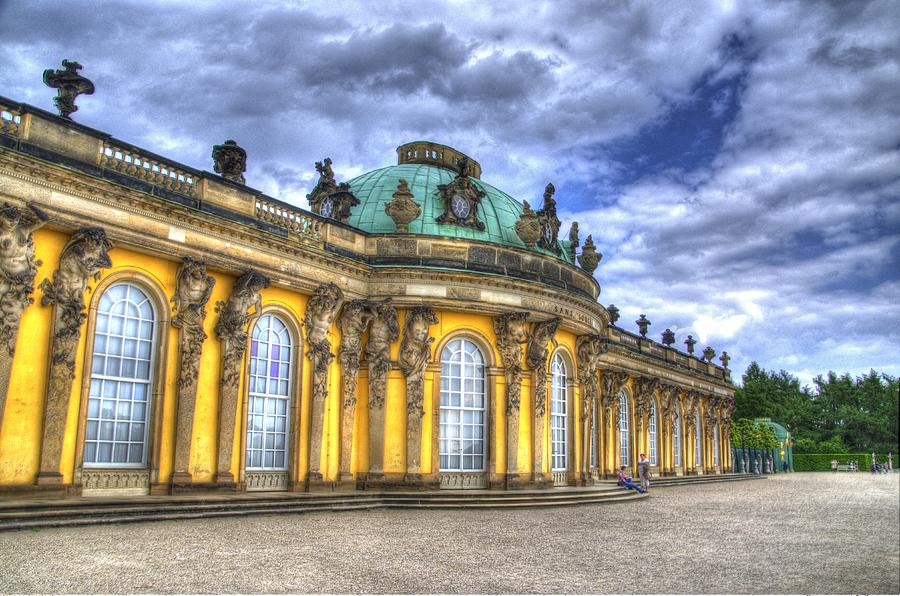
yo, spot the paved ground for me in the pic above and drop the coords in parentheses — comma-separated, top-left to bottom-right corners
(1, 473, 897, 594)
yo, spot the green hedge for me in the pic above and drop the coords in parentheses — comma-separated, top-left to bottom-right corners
(792, 453, 893, 471)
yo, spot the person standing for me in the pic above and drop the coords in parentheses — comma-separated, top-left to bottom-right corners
(638, 453, 651, 492)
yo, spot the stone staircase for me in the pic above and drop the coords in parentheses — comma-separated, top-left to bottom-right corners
(0, 485, 645, 531)
(599, 472, 766, 489)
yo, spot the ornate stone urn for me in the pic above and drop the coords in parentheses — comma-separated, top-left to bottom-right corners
(384, 178, 421, 233)
(703, 346, 716, 363)
(514, 201, 541, 248)
(578, 234, 602, 274)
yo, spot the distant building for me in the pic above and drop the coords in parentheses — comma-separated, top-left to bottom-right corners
(0, 93, 735, 498)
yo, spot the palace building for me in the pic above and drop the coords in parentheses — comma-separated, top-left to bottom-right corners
(0, 87, 735, 498)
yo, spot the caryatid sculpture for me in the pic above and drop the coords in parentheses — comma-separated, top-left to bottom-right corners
(303, 282, 343, 484)
(658, 384, 680, 475)
(336, 299, 373, 482)
(0, 203, 50, 433)
(170, 257, 216, 484)
(365, 298, 399, 482)
(37, 227, 113, 484)
(493, 311, 530, 482)
(397, 305, 438, 481)
(526, 317, 560, 483)
(213, 270, 269, 483)
(576, 334, 607, 480)
(600, 370, 629, 477)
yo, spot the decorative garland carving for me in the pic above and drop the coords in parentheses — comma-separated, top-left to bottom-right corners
(397, 306, 437, 417)
(366, 299, 399, 410)
(525, 317, 560, 417)
(38, 227, 112, 483)
(493, 311, 530, 415)
(213, 270, 268, 482)
(171, 257, 215, 482)
(0, 203, 49, 433)
(436, 157, 486, 231)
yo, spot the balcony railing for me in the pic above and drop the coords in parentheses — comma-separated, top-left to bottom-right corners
(0, 103, 23, 137)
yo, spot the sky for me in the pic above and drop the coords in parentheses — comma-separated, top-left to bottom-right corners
(1, 0, 898, 387)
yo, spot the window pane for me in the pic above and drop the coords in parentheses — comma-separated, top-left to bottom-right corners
(439, 339, 486, 472)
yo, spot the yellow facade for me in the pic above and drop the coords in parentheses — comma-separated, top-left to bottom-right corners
(0, 97, 734, 497)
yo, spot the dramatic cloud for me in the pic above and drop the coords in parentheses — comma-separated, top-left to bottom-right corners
(1, 0, 897, 386)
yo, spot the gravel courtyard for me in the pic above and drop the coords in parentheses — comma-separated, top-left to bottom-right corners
(1, 473, 897, 594)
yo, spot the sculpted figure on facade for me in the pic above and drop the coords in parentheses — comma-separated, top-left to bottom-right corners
(0, 203, 50, 357)
(37, 227, 112, 483)
(214, 271, 269, 386)
(567, 222, 579, 260)
(602, 370, 630, 428)
(172, 257, 215, 388)
(526, 317, 560, 417)
(304, 282, 343, 398)
(365, 298, 399, 408)
(397, 305, 438, 417)
(170, 257, 215, 482)
(337, 299, 374, 408)
(0, 202, 50, 431)
(536, 183, 561, 253)
(576, 334, 606, 422)
(304, 282, 343, 483)
(213, 270, 269, 483)
(493, 311, 530, 415)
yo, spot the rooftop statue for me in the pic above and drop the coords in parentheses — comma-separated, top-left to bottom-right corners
(42, 60, 94, 119)
(211, 140, 247, 185)
(536, 183, 561, 253)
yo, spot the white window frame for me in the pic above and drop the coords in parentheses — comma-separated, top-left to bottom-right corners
(695, 411, 703, 466)
(619, 390, 630, 467)
(246, 314, 293, 471)
(648, 404, 658, 466)
(84, 282, 156, 469)
(673, 401, 681, 467)
(713, 422, 720, 467)
(550, 354, 568, 472)
(440, 338, 486, 472)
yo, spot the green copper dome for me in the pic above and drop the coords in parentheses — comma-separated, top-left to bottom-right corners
(344, 144, 572, 263)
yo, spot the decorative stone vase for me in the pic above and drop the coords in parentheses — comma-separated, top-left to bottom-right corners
(514, 201, 541, 248)
(703, 346, 716, 362)
(384, 178, 421, 233)
(578, 234, 601, 274)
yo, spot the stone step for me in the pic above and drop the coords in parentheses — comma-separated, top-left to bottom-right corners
(0, 488, 643, 531)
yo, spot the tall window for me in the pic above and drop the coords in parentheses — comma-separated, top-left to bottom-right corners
(84, 283, 156, 466)
(618, 390, 630, 467)
(648, 404, 658, 466)
(695, 411, 703, 466)
(550, 354, 568, 471)
(246, 315, 293, 470)
(440, 338, 486, 471)
(713, 422, 720, 467)
(673, 400, 681, 467)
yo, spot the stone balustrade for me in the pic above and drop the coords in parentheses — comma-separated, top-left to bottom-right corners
(0, 103, 23, 137)
(98, 141, 197, 197)
(256, 196, 320, 241)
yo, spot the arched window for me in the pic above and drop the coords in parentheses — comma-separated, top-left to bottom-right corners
(550, 353, 568, 472)
(618, 389, 630, 467)
(673, 400, 681, 467)
(695, 411, 703, 466)
(713, 422, 720, 467)
(246, 314, 293, 470)
(84, 283, 156, 467)
(648, 404, 658, 466)
(440, 338, 486, 471)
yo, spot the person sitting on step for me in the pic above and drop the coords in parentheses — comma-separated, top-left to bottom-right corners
(617, 465, 645, 494)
